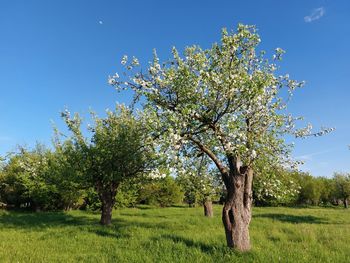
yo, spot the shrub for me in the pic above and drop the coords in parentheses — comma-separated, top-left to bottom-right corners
(139, 176, 183, 207)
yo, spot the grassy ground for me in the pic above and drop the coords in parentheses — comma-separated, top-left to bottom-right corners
(0, 206, 349, 263)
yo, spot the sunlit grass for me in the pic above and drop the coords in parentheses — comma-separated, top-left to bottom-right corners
(0, 206, 349, 262)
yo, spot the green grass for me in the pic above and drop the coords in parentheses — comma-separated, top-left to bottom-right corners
(0, 206, 349, 263)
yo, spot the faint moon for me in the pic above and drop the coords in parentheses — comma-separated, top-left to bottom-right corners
(99, 20, 103, 25)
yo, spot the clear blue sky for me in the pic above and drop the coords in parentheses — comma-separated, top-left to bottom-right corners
(0, 0, 349, 176)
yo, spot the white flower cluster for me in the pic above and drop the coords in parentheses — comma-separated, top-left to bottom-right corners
(255, 174, 300, 204)
(147, 168, 167, 179)
(121, 55, 128, 65)
(295, 124, 335, 138)
(108, 73, 119, 85)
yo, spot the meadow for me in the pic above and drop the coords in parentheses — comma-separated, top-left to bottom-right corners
(0, 206, 349, 263)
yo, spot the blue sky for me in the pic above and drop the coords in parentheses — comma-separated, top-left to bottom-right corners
(0, 0, 349, 176)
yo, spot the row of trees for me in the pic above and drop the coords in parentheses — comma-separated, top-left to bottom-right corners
(0, 24, 337, 251)
(254, 169, 350, 208)
(2, 145, 348, 212)
(0, 146, 184, 211)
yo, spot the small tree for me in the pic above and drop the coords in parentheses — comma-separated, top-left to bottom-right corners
(61, 105, 155, 225)
(176, 155, 221, 217)
(333, 173, 350, 208)
(110, 24, 332, 250)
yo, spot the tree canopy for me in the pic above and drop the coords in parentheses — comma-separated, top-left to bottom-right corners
(61, 105, 157, 224)
(108, 24, 333, 251)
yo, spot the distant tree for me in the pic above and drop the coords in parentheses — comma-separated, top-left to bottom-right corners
(61, 105, 155, 225)
(318, 177, 336, 206)
(138, 176, 183, 207)
(0, 144, 85, 211)
(109, 24, 332, 250)
(0, 144, 61, 211)
(253, 165, 300, 206)
(176, 155, 221, 217)
(0, 154, 29, 208)
(49, 139, 86, 211)
(296, 173, 325, 206)
(333, 173, 350, 208)
(114, 179, 140, 208)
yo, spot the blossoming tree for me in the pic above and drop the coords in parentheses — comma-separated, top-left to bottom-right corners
(61, 105, 156, 225)
(109, 24, 333, 251)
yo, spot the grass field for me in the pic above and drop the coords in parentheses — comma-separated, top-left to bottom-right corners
(0, 206, 349, 263)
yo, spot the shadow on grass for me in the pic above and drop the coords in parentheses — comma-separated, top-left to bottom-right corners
(152, 234, 254, 258)
(92, 228, 131, 239)
(119, 212, 168, 219)
(0, 211, 98, 228)
(254, 213, 328, 224)
(0, 210, 172, 238)
(152, 234, 218, 254)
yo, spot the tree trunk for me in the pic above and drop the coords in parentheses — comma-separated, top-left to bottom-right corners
(203, 200, 213, 217)
(222, 167, 253, 251)
(344, 198, 348, 209)
(96, 181, 118, 225)
(64, 201, 73, 211)
(100, 198, 114, 225)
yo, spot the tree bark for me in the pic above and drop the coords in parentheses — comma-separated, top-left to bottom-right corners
(203, 200, 213, 217)
(100, 197, 114, 225)
(222, 167, 253, 251)
(344, 198, 348, 209)
(97, 181, 118, 225)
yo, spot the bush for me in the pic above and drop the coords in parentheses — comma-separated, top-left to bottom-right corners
(139, 176, 183, 207)
(115, 180, 140, 208)
(83, 188, 101, 211)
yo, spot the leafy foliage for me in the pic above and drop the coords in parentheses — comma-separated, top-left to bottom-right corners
(176, 156, 221, 206)
(253, 167, 300, 206)
(61, 105, 155, 189)
(115, 180, 140, 208)
(333, 173, 350, 204)
(138, 176, 184, 207)
(0, 144, 84, 211)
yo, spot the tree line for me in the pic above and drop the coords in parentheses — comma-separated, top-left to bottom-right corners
(1, 142, 348, 213)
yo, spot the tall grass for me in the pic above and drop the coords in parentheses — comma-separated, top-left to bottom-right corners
(0, 206, 349, 262)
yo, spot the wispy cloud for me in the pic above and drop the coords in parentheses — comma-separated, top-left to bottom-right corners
(304, 7, 325, 23)
(295, 148, 335, 161)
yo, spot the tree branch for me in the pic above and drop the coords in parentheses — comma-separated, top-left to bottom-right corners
(189, 137, 228, 176)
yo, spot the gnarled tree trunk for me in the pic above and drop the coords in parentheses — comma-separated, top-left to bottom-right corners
(203, 200, 213, 217)
(222, 166, 253, 251)
(344, 198, 348, 209)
